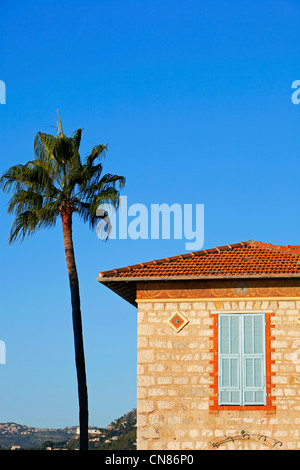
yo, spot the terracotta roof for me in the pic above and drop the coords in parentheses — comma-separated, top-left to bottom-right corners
(97, 240, 300, 306)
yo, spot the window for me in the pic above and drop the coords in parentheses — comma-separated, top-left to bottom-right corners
(218, 313, 266, 406)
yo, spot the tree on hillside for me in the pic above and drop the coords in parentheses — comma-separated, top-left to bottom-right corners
(0, 112, 125, 450)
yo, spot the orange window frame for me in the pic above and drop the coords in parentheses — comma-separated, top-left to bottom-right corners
(209, 311, 276, 412)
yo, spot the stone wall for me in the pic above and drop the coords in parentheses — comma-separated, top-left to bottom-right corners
(136, 298, 300, 450)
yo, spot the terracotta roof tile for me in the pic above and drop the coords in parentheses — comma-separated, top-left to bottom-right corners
(98, 240, 300, 280)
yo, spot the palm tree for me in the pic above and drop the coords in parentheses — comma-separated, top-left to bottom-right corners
(0, 113, 126, 450)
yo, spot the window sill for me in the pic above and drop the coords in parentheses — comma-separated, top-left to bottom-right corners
(210, 405, 276, 411)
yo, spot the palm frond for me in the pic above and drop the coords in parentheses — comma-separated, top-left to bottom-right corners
(54, 110, 63, 137)
(7, 188, 44, 215)
(72, 128, 83, 150)
(8, 210, 40, 244)
(0, 160, 60, 198)
(85, 144, 108, 168)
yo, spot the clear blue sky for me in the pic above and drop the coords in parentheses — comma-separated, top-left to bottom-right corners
(1, 0, 300, 429)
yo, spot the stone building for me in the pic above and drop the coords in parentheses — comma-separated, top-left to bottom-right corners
(97, 240, 300, 450)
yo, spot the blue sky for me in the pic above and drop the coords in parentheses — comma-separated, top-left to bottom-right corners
(0, 0, 300, 429)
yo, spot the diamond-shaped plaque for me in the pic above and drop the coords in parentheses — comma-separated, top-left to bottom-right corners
(168, 311, 189, 333)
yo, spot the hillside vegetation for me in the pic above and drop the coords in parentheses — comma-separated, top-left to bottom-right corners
(0, 409, 137, 450)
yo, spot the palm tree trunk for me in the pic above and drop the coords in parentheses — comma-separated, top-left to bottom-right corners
(62, 208, 89, 450)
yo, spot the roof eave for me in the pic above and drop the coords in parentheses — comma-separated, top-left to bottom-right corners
(97, 273, 300, 283)
(97, 273, 300, 308)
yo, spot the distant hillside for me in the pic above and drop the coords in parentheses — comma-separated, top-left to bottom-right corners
(92, 409, 136, 450)
(0, 422, 78, 450)
(0, 409, 137, 450)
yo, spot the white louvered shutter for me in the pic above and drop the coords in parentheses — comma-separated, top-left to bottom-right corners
(218, 314, 242, 405)
(243, 314, 266, 405)
(218, 313, 266, 406)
